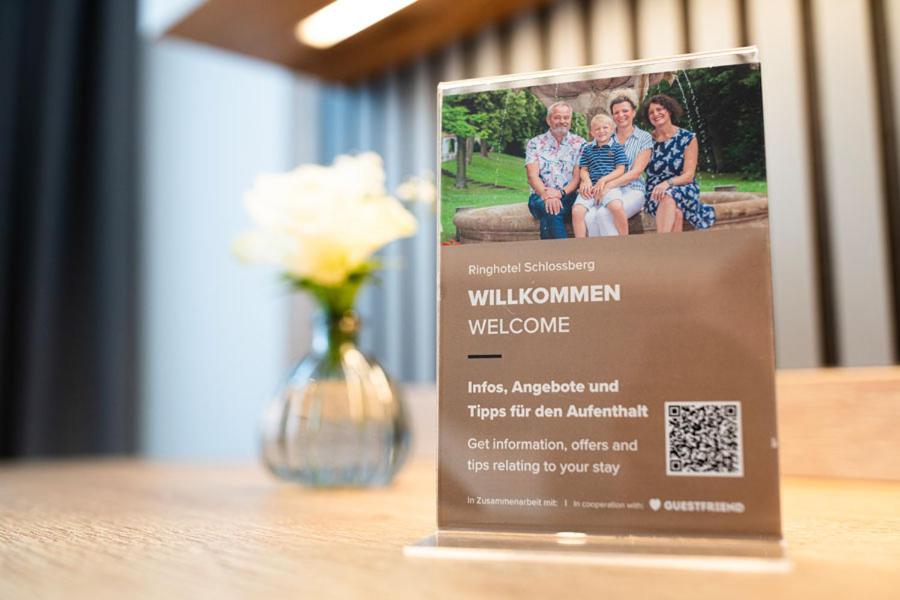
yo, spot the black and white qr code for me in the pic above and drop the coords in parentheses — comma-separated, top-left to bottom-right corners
(665, 401, 743, 477)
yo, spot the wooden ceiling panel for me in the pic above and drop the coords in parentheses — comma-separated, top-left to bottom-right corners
(166, 0, 558, 83)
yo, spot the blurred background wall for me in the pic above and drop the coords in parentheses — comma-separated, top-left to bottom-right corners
(3, 0, 900, 458)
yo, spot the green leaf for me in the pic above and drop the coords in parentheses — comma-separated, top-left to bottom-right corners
(284, 260, 379, 317)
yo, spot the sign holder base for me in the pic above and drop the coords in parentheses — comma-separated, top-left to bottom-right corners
(405, 529, 790, 573)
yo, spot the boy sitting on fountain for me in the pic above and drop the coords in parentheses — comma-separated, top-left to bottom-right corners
(573, 113, 628, 237)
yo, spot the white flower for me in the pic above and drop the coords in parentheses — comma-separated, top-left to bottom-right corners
(396, 172, 436, 206)
(234, 153, 417, 286)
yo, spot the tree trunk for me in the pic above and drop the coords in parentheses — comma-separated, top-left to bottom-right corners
(480, 140, 489, 158)
(455, 136, 467, 188)
(466, 137, 474, 165)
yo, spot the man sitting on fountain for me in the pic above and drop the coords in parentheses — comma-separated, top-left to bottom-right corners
(525, 101, 586, 239)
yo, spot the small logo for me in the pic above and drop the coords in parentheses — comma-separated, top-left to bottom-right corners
(649, 498, 661, 511)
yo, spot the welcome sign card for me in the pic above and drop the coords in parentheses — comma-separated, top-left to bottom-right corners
(436, 48, 781, 540)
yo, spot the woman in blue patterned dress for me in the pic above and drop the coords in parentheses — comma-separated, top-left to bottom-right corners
(643, 94, 716, 233)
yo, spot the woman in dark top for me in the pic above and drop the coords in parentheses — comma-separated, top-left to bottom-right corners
(643, 94, 716, 233)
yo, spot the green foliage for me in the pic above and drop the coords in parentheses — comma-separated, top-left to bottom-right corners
(441, 104, 477, 138)
(443, 89, 549, 156)
(571, 111, 588, 141)
(285, 261, 378, 318)
(640, 64, 766, 179)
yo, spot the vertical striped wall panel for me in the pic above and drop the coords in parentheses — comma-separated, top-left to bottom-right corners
(589, 0, 635, 64)
(747, 0, 822, 367)
(884, 0, 900, 112)
(352, 86, 376, 358)
(547, 0, 587, 68)
(472, 28, 504, 77)
(635, 0, 685, 58)
(882, 0, 900, 356)
(687, 0, 741, 51)
(888, 1, 900, 138)
(297, 0, 900, 378)
(288, 76, 321, 362)
(381, 73, 405, 376)
(508, 11, 544, 73)
(410, 60, 438, 380)
(440, 43, 466, 82)
(811, 0, 895, 365)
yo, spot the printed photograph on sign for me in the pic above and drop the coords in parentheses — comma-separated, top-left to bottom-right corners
(440, 63, 767, 245)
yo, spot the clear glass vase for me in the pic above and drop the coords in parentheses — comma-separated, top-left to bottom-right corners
(261, 310, 410, 486)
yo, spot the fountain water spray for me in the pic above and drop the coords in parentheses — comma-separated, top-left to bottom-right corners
(674, 71, 717, 185)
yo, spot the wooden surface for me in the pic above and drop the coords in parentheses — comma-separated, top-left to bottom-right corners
(776, 368, 900, 480)
(165, 0, 558, 83)
(1, 460, 898, 599)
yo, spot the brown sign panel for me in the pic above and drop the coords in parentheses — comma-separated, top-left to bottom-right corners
(438, 230, 780, 537)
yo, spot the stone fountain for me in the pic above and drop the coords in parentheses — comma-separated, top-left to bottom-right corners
(529, 72, 671, 119)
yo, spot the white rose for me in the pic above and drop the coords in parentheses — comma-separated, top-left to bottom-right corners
(234, 153, 417, 286)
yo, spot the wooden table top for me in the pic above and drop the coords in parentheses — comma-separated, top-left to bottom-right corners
(1, 460, 898, 599)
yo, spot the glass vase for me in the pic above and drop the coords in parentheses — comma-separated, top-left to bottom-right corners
(261, 310, 410, 486)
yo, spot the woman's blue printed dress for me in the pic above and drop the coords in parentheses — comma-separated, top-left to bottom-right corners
(644, 128, 716, 229)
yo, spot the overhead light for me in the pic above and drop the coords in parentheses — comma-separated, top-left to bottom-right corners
(295, 0, 418, 49)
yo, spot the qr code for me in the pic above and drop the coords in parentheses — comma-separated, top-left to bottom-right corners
(665, 401, 743, 477)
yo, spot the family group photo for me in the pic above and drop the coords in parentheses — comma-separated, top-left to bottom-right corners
(440, 63, 768, 244)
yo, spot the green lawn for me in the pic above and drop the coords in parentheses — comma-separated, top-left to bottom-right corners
(698, 173, 768, 194)
(440, 152, 767, 241)
(440, 153, 530, 241)
(441, 185, 525, 241)
(443, 152, 531, 192)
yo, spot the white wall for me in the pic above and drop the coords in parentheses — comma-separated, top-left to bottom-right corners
(140, 38, 298, 458)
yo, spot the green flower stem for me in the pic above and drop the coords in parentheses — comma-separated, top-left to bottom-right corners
(285, 261, 378, 368)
